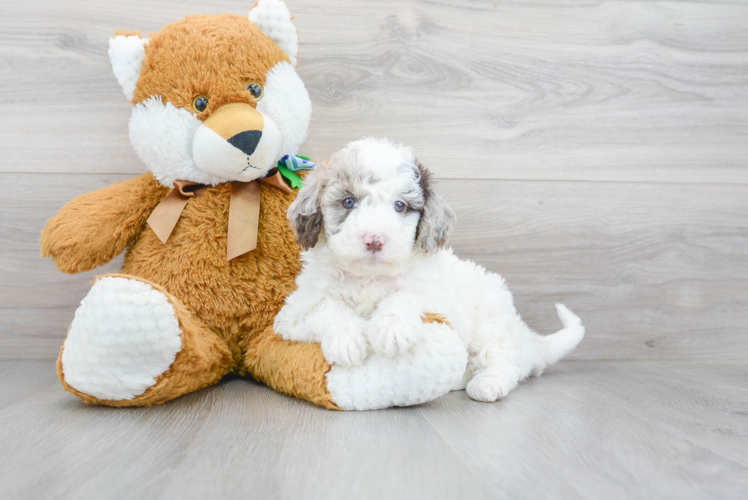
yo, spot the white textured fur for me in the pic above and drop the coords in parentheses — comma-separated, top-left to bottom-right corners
(326, 321, 467, 411)
(129, 96, 216, 188)
(249, 0, 299, 65)
(61, 277, 182, 401)
(127, 60, 311, 188)
(257, 62, 311, 158)
(108, 35, 148, 101)
(276, 138, 585, 402)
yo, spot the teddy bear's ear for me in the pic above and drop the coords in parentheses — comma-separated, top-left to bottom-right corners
(249, 0, 299, 66)
(108, 32, 148, 101)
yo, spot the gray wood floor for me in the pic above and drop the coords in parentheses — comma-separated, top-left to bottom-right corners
(0, 359, 746, 500)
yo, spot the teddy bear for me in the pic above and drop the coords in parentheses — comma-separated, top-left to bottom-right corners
(40, 0, 467, 411)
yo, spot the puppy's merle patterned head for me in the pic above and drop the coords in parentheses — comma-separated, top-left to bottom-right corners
(287, 138, 456, 275)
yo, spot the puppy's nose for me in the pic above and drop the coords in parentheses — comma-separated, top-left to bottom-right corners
(364, 234, 385, 253)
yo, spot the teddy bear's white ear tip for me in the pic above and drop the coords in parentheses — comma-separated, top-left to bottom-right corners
(249, 0, 298, 66)
(108, 35, 148, 101)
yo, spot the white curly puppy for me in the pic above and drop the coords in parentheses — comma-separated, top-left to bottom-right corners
(275, 138, 585, 401)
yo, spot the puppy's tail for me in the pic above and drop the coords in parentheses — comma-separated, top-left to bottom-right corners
(534, 304, 585, 370)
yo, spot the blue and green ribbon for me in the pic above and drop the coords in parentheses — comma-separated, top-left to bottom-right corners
(277, 154, 316, 189)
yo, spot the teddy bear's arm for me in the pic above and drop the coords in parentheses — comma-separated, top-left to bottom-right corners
(40, 173, 169, 274)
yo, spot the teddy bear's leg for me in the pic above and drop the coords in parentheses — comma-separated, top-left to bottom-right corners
(245, 314, 467, 411)
(58, 274, 233, 407)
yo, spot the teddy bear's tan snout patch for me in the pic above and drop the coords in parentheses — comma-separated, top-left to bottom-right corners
(192, 102, 283, 181)
(203, 103, 265, 156)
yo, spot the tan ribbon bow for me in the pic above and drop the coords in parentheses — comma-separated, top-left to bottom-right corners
(147, 169, 293, 261)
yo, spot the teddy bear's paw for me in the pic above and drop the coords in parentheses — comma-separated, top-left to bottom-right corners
(326, 321, 468, 411)
(466, 372, 517, 402)
(60, 276, 183, 401)
(368, 311, 424, 357)
(321, 324, 368, 366)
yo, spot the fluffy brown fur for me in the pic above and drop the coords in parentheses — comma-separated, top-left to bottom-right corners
(120, 175, 303, 369)
(246, 326, 341, 410)
(132, 14, 288, 113)
(40, 174, 169, 274)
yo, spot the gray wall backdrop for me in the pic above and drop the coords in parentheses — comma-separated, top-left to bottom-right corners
(1, 0, 746, 360)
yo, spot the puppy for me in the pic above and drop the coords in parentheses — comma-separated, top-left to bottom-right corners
(275, 138, 585, 401)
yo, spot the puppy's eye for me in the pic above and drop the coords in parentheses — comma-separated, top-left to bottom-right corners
(342, 197, 356, 209)
(245, 83, 263, 100)
(192, 95, 209, 113)
(394, 201, 406, 213)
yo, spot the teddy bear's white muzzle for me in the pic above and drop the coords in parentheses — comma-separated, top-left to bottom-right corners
(192, 103, 283, 182)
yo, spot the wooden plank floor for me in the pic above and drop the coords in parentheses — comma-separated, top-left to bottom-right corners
(0, 359, 746, 500)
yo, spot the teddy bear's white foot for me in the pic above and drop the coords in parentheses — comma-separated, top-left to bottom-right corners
(325, 321, 467, 411)
(60, 276, 183, 401)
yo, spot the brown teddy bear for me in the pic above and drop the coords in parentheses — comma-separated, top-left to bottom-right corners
(40, 0, 467, 411)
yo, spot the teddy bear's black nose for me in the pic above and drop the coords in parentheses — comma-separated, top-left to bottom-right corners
(228, 130, 262, 156)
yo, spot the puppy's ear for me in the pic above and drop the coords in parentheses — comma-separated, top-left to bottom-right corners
(415, 160, 456, 253)
(288, 167, 324, 250)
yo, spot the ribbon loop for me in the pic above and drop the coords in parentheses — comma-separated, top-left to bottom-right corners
(260, 169, 294, 194)
(174, 180, 209, 197)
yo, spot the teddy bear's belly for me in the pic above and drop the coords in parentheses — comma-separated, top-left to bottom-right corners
(120, 186, 302, 359)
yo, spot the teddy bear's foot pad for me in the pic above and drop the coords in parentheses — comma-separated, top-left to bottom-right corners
(60, 276, 183, 401)
(325, 321, 468, 411)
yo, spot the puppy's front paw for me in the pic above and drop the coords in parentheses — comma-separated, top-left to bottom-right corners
(321, 325, 368, 366)
(368, 312, 424, 357)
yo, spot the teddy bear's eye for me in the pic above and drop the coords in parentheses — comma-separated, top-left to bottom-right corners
(342, 197, 356, 209)
(245, 83, 263, 100)
(192, 95, 209, 113)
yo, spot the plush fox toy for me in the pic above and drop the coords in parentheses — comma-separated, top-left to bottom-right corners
(40, 0, 467, 411)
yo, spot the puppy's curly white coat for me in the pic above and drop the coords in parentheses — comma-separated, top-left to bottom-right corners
(275, 138, 585, 402)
